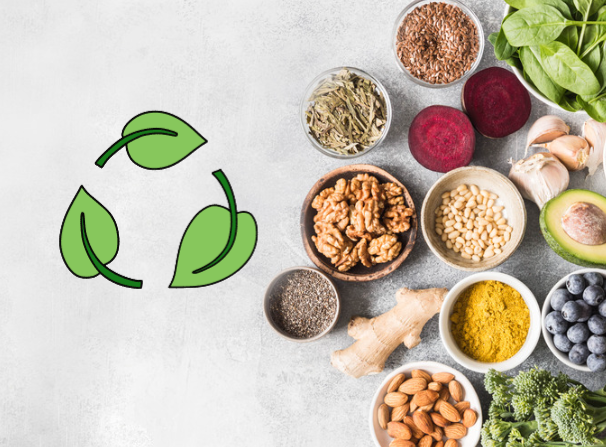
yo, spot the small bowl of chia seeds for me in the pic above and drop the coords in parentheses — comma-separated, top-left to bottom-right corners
(264, 266, 340, 342)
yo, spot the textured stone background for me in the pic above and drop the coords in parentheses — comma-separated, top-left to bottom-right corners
(1, 0, 605, 445)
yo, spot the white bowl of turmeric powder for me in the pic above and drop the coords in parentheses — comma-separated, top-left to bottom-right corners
(439, 272, 541, 373)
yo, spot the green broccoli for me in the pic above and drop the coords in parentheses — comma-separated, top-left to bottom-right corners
(534, 407, 559, 442)
(551, 386, 606, 446)
(489, 417, 538, 442)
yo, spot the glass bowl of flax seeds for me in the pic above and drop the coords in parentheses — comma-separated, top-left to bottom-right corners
(392, 0, 484, 88)
(264, 266, 340, 342)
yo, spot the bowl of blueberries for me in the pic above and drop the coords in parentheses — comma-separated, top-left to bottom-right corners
(543, 269, 606, 372)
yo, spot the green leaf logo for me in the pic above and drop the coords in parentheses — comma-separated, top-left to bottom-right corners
(170, 170, 258, 288)
(60, 187, 143, 288)
(95, 111, 207, 170)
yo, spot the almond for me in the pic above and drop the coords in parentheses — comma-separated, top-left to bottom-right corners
(438, 401, 461, 423)
(428, 382, 443, 392)
(420, 403, 435, 412)
(413, 411, 435, 435)
(444, 423, 467, 440)
(433, 399, 442, 412)
(412, 390, 440, 407)
(448, 380, 464, 402)
(445, 440, 458, 447)
(404, 416, 425, 439)
(439, 387, 450, 402)
(388, 421, 413, 440)
(412, 369, 433, 382)
(378, 404, 390, 430)
(454, 401, 470, 413)
(435, 442, 444, 447)
(390, 440, 416, 447)
(430, 412, 450, 428)
(392, 404, 410, 422)
(462, 409, 477, 428)
(399, 378, 428, 394)
(410, 402, 419, 413)
(385, 392, 409, 408)
(432, 372, 455, 384)
(431, 426, 444, 441)
(418, 434, 433, 447)
(388, 373, 407, 393)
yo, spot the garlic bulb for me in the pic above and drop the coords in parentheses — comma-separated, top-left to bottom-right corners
(509, 152, 570, 209)
(534, 135, 590, 171)
(525, 115, 570, 152)
(582, 119, 606, 176)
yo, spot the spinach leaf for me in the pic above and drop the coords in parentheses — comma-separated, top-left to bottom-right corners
(506, 0, 572, 17)
(539, 41, 601, 94)
(582, 42, 602, 70)
(503, 6, 568, 46)
(520, 46, 566, 102)
(560, 93, 585, 110)
(557, 25, 579, 48)
(493, 29, 519, 60)
(577, 94, 606, 119)
(575, 0, 606, 16)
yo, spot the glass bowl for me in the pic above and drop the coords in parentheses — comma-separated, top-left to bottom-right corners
(392, 0, 484, 88)
(300, 67, 392, 159)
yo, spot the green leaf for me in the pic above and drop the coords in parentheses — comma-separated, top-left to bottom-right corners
(577, 94, 606, 119)
(506, 0, 572, 16)
(96, 111, 207, 170)
(520, 46, 566, 102)
(60, 186, 143, 288)
(582, 42, 602, 70)
(503, 5, 568, 46)
(539, 41, 601, 94)
(575, 0, 605, 15)
(170, 171, 257, 288)
(557, 25, 579, 48)
(493, 29, 519, 60)
(60, 186, 119, 278)
(560, 93, 585, 110)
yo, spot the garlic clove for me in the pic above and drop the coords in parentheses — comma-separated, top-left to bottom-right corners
(582, 119, 606, 176)
(525, 115, 570, 152)
(508, 152, 569, 209)
(542, 135, 590, 171)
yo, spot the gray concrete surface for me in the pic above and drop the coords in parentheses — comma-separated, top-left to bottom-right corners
(1, 0, 605, 445)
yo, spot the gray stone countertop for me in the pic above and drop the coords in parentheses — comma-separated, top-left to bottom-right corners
(1, 0, 605, 445)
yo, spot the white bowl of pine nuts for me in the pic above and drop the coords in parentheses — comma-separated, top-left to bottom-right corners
(369, 361, 482, 447)
(420, 166, 527, 272)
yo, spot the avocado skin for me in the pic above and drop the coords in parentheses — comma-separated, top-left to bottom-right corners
(539, 193, 606, 269)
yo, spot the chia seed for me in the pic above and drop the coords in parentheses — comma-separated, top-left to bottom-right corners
(269, 270, 337, 339)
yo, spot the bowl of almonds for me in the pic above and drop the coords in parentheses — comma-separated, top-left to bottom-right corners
(420, 166, 526, 272)
(369, 361, 482, 447)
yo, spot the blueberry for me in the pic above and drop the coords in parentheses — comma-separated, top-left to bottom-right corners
(568, 323, 590, 344)
(551, 288, 574, 311)
(600, 300, 606, 318)
(576, 300, 593, 322)
(588, 314, 606, 335)
(554, 333, 574, 352)
(587, 353, 606, 372)
(561, 301, 582, 322)
(583, 285, 605, 307)
(584, 272, 604, 287)
(569, 343, 591, 365)
(545, 311, 570, 334)
(588, 335, 606, 354)
(567, 274, 586, 295)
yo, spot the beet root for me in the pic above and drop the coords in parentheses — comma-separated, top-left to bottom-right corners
(462, 67, 531, 139)
(408, 105, 475, 173)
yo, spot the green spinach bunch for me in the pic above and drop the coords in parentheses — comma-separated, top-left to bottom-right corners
(491, 0, 606, 120)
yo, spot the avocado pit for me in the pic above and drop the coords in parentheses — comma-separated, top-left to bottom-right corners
(562, 202, 606, 246)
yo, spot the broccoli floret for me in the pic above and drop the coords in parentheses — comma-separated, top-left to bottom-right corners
(513, 368, 572, 409)
(534, 407, 559, 442)
(551, 386, 606, 446)
(486, 370, 515, 408)
(513, 394, 534, 421)
(482, 421, 507, 447)
(490, 418, 538, 442)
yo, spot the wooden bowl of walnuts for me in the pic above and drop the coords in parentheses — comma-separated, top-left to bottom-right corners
(301, 164, 417, 282)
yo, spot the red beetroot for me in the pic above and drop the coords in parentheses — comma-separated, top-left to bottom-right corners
(408, 105, 475, 173)
(462, 67, 531, 139)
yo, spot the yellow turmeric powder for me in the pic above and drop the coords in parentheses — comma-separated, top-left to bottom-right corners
(450, 280, 530, 363)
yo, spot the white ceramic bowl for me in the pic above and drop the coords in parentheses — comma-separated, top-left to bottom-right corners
(421, 166, 527, 272)
(439, 272, 542, 373)
(503, 5, 585, 113)
(369, 361, 483, 447)
(542, 268, 606, 372)
(263, 266, 340, 342)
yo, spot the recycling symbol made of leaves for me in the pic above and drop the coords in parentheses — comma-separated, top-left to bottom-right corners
(59, 111, 258, 289)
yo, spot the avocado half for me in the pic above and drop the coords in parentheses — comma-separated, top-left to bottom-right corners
(540, 189, 606, 268)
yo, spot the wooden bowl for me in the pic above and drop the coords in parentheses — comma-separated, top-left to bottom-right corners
(301, 164, 417, 282)
(421, 166, 527, 272)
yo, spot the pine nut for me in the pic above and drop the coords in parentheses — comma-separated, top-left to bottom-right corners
(461, 252, 471, 259)
(470, 185, 479, 195)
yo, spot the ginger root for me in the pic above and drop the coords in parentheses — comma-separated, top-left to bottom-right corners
(331, 287, 448, 378)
